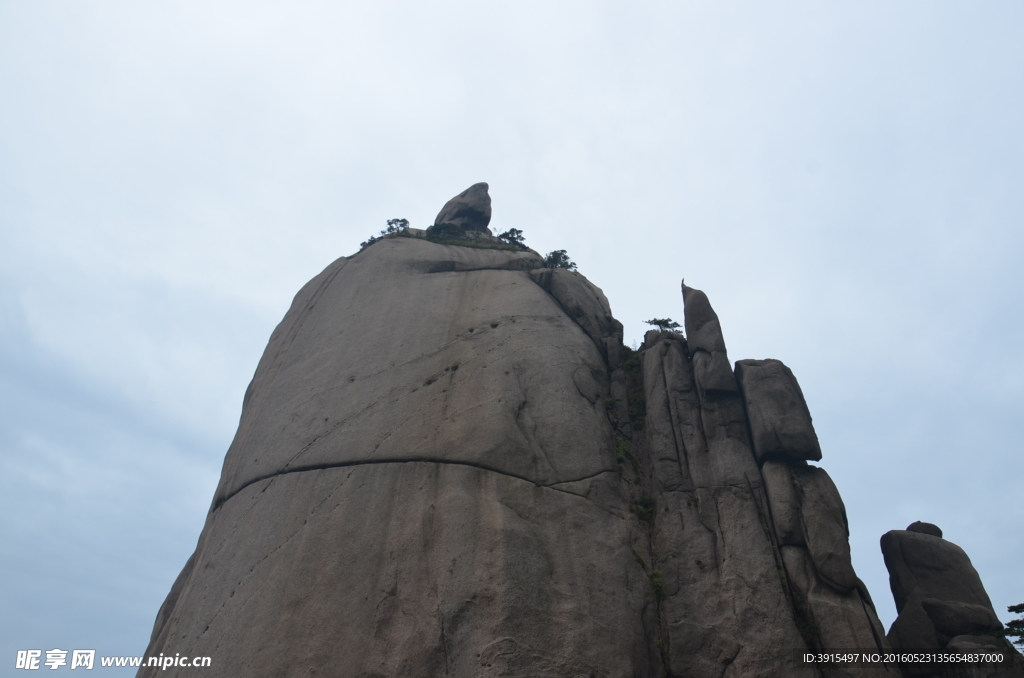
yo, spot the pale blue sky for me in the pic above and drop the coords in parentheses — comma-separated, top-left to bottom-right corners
(2, 1, 1022, 668)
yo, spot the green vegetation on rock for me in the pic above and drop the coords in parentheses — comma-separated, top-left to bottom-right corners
(644, 318, 680, 333)
(629, 494, 656, 524)
(615, 432, 640, 481)
(360, 218, 411, 249)
(649, 570, 665, 599)
(620, 346, 646, 431)
(1001, 602, 1024, 649)
(496, 228, 527, 250)
(543, 249, 577, 271)
(425, 223, 521, 251)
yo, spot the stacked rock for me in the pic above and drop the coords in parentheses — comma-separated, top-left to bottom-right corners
(733, 354, 884, 659)
(881, 523, 1023, 677)
(634, 285, 896, 677)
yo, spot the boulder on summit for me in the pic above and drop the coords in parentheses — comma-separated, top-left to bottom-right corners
(434, 182, 492, 232)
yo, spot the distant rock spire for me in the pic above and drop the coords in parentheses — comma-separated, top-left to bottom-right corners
(682, 283, 735, 394)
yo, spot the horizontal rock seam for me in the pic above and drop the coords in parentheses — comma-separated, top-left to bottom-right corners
(213, 457, 619, 510)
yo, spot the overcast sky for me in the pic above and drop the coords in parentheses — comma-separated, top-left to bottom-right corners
(2, 0, 1022, 668)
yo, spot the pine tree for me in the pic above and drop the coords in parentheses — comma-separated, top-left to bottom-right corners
(496, 228, 526, 249)
(1001, 602, 1024, 649)
(644, 318, 681, 333)
(544, 250, 577, 271)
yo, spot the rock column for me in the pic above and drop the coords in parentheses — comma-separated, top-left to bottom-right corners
(636, 284, 895, 678)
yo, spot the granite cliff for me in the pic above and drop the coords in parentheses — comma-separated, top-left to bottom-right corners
(142, 186, 1021, 677)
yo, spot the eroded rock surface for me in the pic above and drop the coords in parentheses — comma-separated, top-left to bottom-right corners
(208, 239, 616, 506)
(143, 236, 656, 678)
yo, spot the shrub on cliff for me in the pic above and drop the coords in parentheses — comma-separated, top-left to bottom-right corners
(1001, 602, 1024, 648)
(620, 346, 646, 431)
(426, 222, 467, 241)
(544, 250, 576, 271)
(423, 222, 521, 252)
(360, 218, 410, 249)
(496, 228, 526, 249)
(644, 318, 680, 333)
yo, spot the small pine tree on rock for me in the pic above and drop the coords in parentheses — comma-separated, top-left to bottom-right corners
(426, 222, 466, 241)
(497, 228, 526, 249)
(644, 318, 681, 333)
(544, 250, 576, 271)
(361, 218, 410, 249)
(1001, 602, 1024, 649)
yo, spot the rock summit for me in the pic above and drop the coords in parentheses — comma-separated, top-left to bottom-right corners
(142, 190, 1022, 678)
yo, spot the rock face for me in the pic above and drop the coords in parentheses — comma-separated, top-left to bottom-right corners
(636, 285, 893, 678)
(144, 201, 923, 676)
(143, 236, 654, 678)
(434, 182, 492, 231)
(735, 359, 822, 463)
(881, 526, 1024, 677)
(906, 521, 943, 538)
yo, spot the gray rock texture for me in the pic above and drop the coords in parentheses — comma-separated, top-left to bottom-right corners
(639, 331, 815, 677)
(151, 464, 651, 677)
(735, 359, 822, 463)
(143, 236, 655, 677)
(907, 521, 943, 538)
(529, 268, 623, 368)
(434, 182, 492, 232)
(143, 232, 917, 677)
(943, 635, 1024, 678)
(880, 529, 1024, 677)
(791, 465, 858, 593)
(634, 287, 894, 677)
(882, 529, 996, 652)
(761, 460, 805, 546)
(781, 544, 891, 676)
(921, 599, 1003, 645)
(682, 284, 737, 396)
